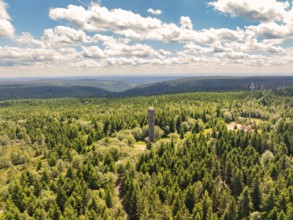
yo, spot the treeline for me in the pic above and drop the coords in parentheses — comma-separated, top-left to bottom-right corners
(122, 76, 293, 96)
(0, 90, 292, 219)
(0, 85, 112, 101)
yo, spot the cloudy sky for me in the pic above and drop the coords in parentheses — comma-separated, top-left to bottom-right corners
(0, 0, 293, 77)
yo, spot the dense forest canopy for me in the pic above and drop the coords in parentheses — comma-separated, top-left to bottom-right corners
(0, 90, 292, 219)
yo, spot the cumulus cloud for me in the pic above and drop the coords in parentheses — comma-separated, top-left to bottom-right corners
(104, 42, 166, 58)
(1, 1, 293, 74)
(81, 46, 105, 58)
(49, 4, 200, 43)
(247, 22, 289, 39)
(49, 4, 163, 32)
(48, 3, 249, 45)
(209, 0, 291, 23)
(71, 59, 102, 68)
(41, 26, 90, 47)
(0, 46, 65, 66)
(208, 0, 293, 41)
(183, 44, 213, 54)
(15, 32, 45, 47)
(180, 16, 193, 29)
(0, 0, 9, 19)
(0, 0, 14, 38)
(147, 8, 162, 15)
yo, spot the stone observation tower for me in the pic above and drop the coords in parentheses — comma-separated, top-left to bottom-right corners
(148, 107, 155, 142)
(249, 82, 255, 122)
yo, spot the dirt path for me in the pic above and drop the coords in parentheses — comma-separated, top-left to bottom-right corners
(114, 177, 128, 219)
(136, 144, 146, 151)
(226, 122, 241, 130)
(114, 180, 121, 196)
(113, 142, 146, 219)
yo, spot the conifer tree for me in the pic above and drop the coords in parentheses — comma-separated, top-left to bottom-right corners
(231, 169, 244, 197)
(238, 187, 252, 219)
(251, 177, 262, 211)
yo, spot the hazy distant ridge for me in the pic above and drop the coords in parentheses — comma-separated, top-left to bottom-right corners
(0, 76, 292, 100)
(122, 76, 293, 96)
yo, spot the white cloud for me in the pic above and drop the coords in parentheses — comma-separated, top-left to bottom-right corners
(49, 4, 163, 32)
(15, 32, 45, 47)
(113, 23, 180, 42)
(81, 46, 105, 58)
(183, 44, 213, 54)
(159, 49, 172, 56)
(106, 57, 139, 66)
(48, 3, 248, 46)
(247, 22, 293, 39)
(49, 5, 91, 30)
(208, 0, 293, 40)
(91, 34, 116, 43)
(0, 46, 65, 66)
(223, 52, 249, 60)
(104, 42, 164, 58)
(208, 0, 291, 23)
(176, 27, 246, 46)
(1, 2, 293, 75)
(49, 4, 193, 43)
(41, 26, 90, 47)
(180, 16, 193, 29)
(0, 0, 14, 38)
(147, 8, 162, 15)
(71, 59, 102, 68)
(0, 0, 9, 19)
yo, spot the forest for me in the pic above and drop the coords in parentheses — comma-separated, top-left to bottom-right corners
(0, 89, 292, 219)
(122, 76, 293, 96)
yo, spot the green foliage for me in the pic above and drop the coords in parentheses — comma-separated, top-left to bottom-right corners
(0, 90, 291, 219)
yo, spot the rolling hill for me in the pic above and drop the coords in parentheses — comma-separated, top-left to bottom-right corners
(0, 85, 112, 100)
(0, 76, 292, 100)
(122, 76, 293, 96)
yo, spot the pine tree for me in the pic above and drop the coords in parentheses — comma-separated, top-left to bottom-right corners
(105, 188, 114, 208)
(201, 190, 213, 220)
(231, 169, 244, 197)
(271, 165, 278, 180)
(251, 177, 262, 211)
(222, 198, 237, 220)
(87, 134, 93, 145)
(63, 204, 78, 219)
(147, 141, 152, 150)
(180, 128, 184, 139)
(185, 185, 197, 213)
(262, 190, 275, 214)
(278, 190, 289, 213)
(267, 207, 278, 220)
(278, 210, 286, 220)
(238, 187, 252, 219)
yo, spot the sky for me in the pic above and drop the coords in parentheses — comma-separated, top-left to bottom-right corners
(0, 0, 293, 77)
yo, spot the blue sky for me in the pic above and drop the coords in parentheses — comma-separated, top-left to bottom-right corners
(0, 0, 292, 77)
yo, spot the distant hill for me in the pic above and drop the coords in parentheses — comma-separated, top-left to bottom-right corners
(0, 78, 137, 93)
(0, 85, 113, 100)
(0, 76, 182, 100)
(122, 76, 293, 96)
(0, 76, 181, 93)
(0, 76, 292, 100)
